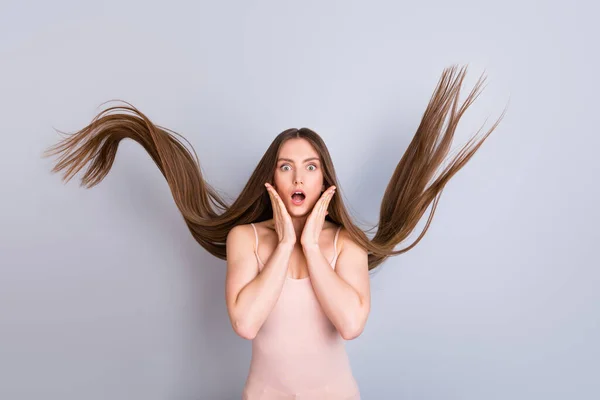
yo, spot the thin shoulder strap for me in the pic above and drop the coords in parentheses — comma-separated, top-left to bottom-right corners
(250, 223, 264, 266)
(333, 225, 342, 251)
(331, 226, 342, 264)
(250, 223, 259, 251)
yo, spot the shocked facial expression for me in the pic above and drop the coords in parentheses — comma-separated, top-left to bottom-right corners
(273, 138, 325, 217)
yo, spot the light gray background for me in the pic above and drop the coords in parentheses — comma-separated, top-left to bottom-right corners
(1, 0, 598, 399)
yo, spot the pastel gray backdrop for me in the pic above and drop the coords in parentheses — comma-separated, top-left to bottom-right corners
(1, 0, 598, 399)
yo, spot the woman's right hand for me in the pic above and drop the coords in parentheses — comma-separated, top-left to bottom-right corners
(265, 183, 296, 246)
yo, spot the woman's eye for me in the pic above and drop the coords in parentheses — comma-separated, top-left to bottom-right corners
(280, 164, 317, 171)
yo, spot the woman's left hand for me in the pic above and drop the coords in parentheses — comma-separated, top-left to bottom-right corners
(300, 185, 336, 247)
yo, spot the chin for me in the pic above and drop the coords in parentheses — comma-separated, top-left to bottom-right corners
(285, 202, 308, 214)
(287, 207, 307, 216)
(295, 210, 311, 218)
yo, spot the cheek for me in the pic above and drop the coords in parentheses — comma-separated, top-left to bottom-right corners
(272, 174, 287, 198)
(310, 175, 324, 190)
(272, 173, 283, 189)
(308, 182, 324, 201)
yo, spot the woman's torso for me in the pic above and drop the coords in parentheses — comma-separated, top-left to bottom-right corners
(242, 220, 360, 399)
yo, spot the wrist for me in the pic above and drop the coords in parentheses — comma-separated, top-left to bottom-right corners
(278, 241, 296, 251)
(301, 242, 320, 251)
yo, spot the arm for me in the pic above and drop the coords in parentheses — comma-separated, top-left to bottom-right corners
(303, 229, 371, 340)
(225, 225, 294, 340)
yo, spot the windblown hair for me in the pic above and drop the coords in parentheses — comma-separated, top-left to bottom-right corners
(43, 65, 506, 271)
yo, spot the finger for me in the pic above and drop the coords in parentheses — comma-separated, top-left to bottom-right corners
(327, 187, 336, 206)
(276, 192, 290, 218)
(268, 190, 278, 219)
(273, 191, 283, 223)
(323, 195, 331, 216)
(266, 185, 276, 207)
(317, 187, 330, 207)
(323, 186, 335, 205)
(316, 188, 329, 211)
(269, 187, 283, 211)
(319, 189, 331, 217)
(267, 184, 279, 206)
(313, 193, 325, 219)
(324, 187, 335, 216)
(266, 186, 280, 222)
(323, 186, 335, 199)
(271, 188, 288, 225)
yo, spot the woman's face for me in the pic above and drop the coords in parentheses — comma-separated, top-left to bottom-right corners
(273, 138, 325, 217)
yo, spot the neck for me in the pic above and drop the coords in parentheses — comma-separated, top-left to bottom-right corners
(291, 215, 308, 244)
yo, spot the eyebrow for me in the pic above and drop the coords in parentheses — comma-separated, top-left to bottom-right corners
(277, 157, 320, 163)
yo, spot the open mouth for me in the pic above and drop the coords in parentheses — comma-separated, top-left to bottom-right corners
(291, 191, 306, 205)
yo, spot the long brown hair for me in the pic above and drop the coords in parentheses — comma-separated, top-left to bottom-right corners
(43, 65, 506, 271)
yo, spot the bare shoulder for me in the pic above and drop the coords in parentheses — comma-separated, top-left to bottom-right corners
(253, 219, 274, 231)
(228, 221, 264, 235)
(227, 223, 253, 239)
(226, 221, 271, 254)
(322, 221, 345, 255)
(225, 224, 260, 286)
(335, 224, 365, 255)
(249, 219, 277, 242)
(226, 224, 255, 260)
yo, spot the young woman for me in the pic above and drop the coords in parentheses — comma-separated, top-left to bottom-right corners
(44, 65, 506, 399)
